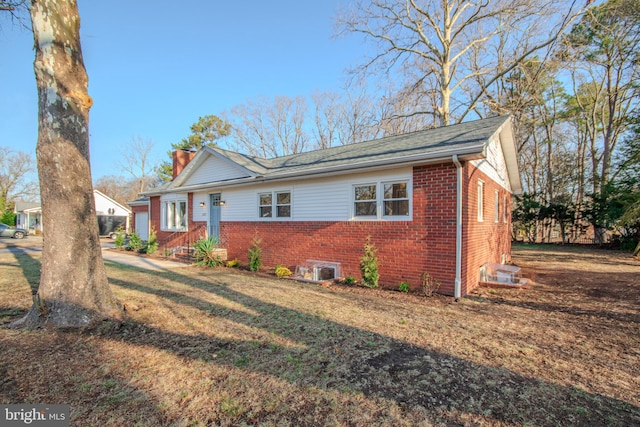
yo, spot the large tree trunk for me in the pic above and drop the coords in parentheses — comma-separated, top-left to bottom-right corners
(14, 0, 121, 328)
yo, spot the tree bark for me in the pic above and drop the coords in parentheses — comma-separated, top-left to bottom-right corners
(14, 0, 121, 328)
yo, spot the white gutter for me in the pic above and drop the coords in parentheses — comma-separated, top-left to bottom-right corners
(452, 155, 462, 300)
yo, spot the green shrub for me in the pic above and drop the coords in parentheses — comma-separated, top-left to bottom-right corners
(344, 276, 356, 285)
(144, 227, 158, 255)
(1, 210, 16, 226)
(193, 236, 223, 267)
(226, 259, 240, 268)
(275, 265, 292, 277)
(114, 228, 126, 249)
(248, 237, 262, 272)
(360, 238, 379, 288)
(126, 232, 144, 253)
(399, 282, 409, 293)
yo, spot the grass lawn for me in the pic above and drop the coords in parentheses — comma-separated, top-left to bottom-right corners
(1, 242, 639, 426)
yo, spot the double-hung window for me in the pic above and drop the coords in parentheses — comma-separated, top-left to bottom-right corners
(354, 184, 377, 217)
(383, 182, 409, 217)
(259, 191, 291, 219)
(353, 180, 410, 219)
(162, 199, 187, 231)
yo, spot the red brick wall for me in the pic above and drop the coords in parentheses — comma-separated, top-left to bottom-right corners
(460, 166, 512, 295)
(221, 163, 459, 294)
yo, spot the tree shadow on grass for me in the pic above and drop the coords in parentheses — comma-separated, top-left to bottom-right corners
(105, 268, 640, 426)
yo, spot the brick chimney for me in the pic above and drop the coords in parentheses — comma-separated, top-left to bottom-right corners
(172, 149, 197, 179)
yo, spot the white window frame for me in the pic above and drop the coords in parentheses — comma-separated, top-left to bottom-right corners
(494, 190, 500, 223)
(382, 180, 410, 219)
(258, 192, 273, 218)
(161, 199, 188, 232)
(258, 190, 292, 220)
(477, 180, 484, 222)
(352, 179, 412, 220)
(353, 183, 378, 218)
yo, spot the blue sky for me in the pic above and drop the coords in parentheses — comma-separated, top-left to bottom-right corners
(0, 0, 362, 181)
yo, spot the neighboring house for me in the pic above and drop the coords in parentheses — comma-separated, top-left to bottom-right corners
(142, 115, 522, 297)
(14, 190, 131, 237)
(14, 201, 43, 234)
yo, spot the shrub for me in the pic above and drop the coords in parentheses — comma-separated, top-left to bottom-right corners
(114, 227, 126, 250)
(226, 259, 240, 268)
(193, 236, 223, 267)
(421, 272, 441, 297)
(248, 237, 262, 272)
(275, 265, 292, 277)
(1, 210, 16, 226)
(144, 227, 158, 255)
(344, 276, 356, 285)
(360, 238, 379, 288)
(399, 282, 409, 293)
(126, 232, 144, 253)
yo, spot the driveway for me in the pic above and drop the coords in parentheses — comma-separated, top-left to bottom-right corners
(0, 236, 191, 272)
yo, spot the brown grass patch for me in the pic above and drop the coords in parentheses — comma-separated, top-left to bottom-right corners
(1, 241, 639, 426)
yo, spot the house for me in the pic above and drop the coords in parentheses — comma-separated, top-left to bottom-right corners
(15, 190, 131, 237)
(14, 201, 43, 234)
(141, 115, 522, 297)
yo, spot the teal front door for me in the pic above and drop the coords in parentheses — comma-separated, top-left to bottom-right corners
(209, 193, 221, 242)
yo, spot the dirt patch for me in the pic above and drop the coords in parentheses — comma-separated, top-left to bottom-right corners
(1, 243, 639, 426)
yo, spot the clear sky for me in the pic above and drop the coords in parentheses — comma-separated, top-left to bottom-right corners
(0, 0, 362, 182)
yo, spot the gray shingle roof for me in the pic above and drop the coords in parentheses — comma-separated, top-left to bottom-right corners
(143, 115, 518, 196)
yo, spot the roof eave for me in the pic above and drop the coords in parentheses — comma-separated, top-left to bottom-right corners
(143, 145, 486, 195)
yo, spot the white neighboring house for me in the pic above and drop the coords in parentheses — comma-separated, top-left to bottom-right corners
(14, 201, 43, 235)
(13, 190, 131, 236)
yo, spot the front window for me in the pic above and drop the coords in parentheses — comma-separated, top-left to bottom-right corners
(354, 184, 377, 216)
(276, 192, 291, 217)
(259, 191, 291, 218)
(259, 193, 273, 217)
(383, 182, 409, 217)
(163, 200, 187, 231)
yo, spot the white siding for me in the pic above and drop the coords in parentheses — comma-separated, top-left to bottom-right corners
(184, 155, 250, 186)
(94, 191, 130, 216)
(192, 192, 209, 222)
(220, 167, 412, 222)
(471, 134, 511, 192)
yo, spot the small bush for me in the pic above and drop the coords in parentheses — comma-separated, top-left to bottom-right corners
(144, 227, 158, 255)
(114, 228, 126, 250)
(275, 265, 292, 277)
(399, 282, 409, 293)
(360, 238, 379, 288)
(344, 276, 356, 285)
(193, 236, 223, 267)
(421, 272, 441, 297)
(226, 259, 240, 268)
(248, 237, 262, 272)
(127, 232, 144, 253)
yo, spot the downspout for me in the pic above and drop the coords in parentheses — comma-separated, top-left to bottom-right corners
(452, 155, 462, 300)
